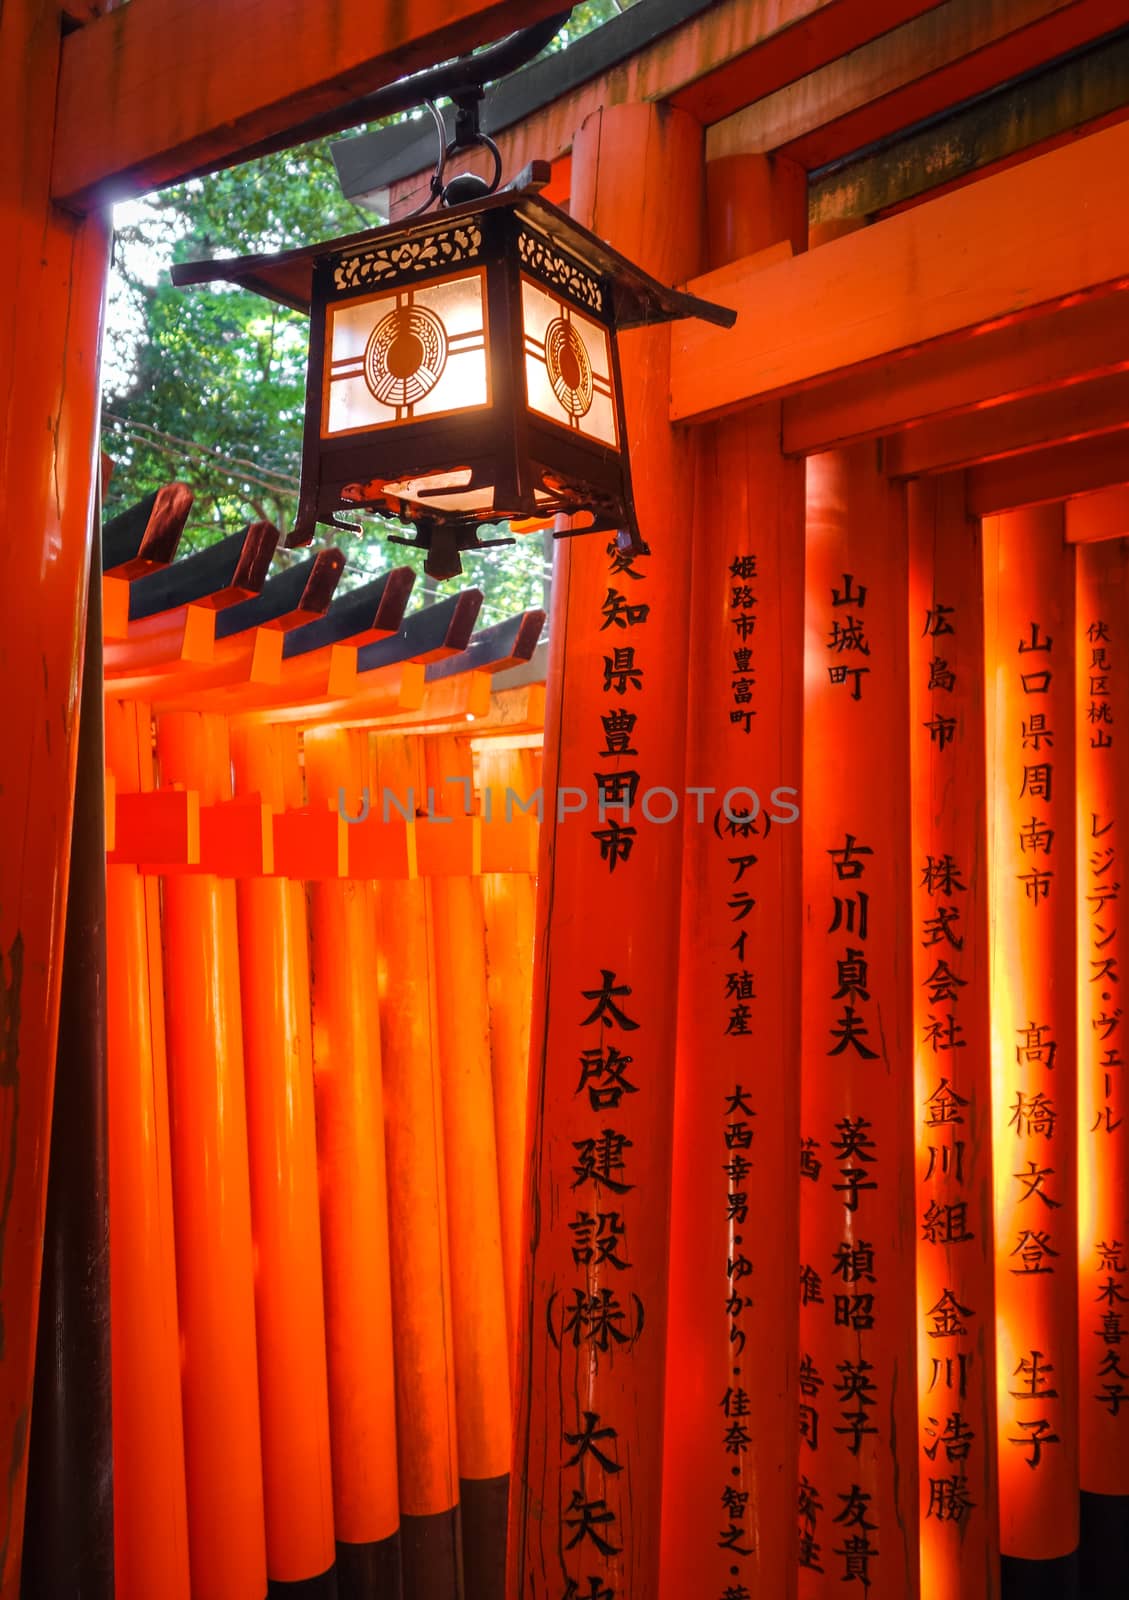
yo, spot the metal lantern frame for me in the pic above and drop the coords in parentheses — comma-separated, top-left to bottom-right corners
(172, 182, 734, 578)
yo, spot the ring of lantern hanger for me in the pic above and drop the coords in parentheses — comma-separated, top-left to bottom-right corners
(442, 128, 504, 201)
(401, 102, 507, 219)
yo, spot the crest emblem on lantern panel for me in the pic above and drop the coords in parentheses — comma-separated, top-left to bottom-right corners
(520, 276, 618, 448)
(364, 304, 448, 406)
(544, 318, 594, 417)
(321, 268, 490, 437)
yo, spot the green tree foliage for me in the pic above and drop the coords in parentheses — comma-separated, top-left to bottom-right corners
(102, 0, 638, 620)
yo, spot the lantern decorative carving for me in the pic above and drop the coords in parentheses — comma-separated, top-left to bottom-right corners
(173, 181, 733, 579)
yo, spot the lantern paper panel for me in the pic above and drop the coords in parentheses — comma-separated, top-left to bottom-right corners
(520, 275, 618, 449)
(322, 270, 490, 438)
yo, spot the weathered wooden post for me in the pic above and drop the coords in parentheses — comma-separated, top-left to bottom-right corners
(507, 99, 704, 1599)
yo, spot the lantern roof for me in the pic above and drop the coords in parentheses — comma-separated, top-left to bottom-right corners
(170, 186, 735, 332)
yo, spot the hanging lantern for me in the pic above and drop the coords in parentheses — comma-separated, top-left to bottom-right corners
(172, 174, 733, 579)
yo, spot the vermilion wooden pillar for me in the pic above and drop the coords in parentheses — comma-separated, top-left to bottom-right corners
(426, 735, 511, 1600)
(230, 722, 337, 1595)
(983, 506, 1079, 1595)
(660, 152, 805, 1600)
(1074, 538, 1129, 1594)
(477, 743, 538, 1362)
(304, 727, 403, 1598)
(22, 520, 114, 1600)
(507, 101, 704, 1600)
(103, 700, 191, 1600)
(157, 711, 269, 1600)
(370, 732, 462, 1600)
(0, 8, 110, 1588)
(907, 477, 999, 1600)
(798, 446, 919, 1599)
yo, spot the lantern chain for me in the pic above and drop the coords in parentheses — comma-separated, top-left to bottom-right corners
(400, 90, 505, 221)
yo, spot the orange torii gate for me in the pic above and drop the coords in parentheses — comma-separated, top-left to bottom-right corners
(99, 482, 545, 1600)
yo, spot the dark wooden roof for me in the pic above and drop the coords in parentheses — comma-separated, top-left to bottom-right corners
(170, 188, 735, 330)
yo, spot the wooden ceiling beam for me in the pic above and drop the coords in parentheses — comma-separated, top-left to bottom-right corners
(670, 117, 1129, 424)
(883, 370, 1129, 477)
(810, 27, 1129, 228)
(50, 0, 569, 211)
(707, 0, 1125, 167)
(1064, 485, 1129, 542)
(664, 0, 947, 126)
(782, 293, 1129, 454)
(966, 429, 1129, 516)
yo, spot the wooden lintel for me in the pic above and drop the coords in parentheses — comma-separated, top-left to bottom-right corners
(884, 371, 1129, 478)
(783, 293, 1129, 455)
(51, 0, 568, 210)
(707, 0, 1119, 168)
(966, 429, 1129, 517)
(810, 27, 1129, 227)
(1065, 486, 1129, 544)
(671, 117, 1129, 425)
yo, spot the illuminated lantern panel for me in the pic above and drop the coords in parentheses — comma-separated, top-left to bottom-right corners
(322, 270, 490, 436)
(520, 276, 617, 449)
